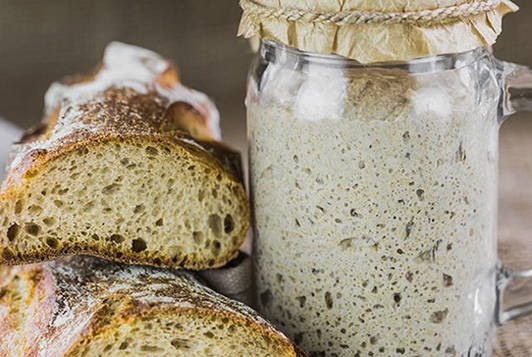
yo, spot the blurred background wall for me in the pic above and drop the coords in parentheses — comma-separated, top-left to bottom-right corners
(0, 0, 531, 247)
(0, 0, 251, 148)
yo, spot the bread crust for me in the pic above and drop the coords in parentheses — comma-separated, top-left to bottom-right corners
(4, 82, 237, 191)
(0, 256, 300, 356)
(0, 42, 249, 269)
(3, 41, 226, 188)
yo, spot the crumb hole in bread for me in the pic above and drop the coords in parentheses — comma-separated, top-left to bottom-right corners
(45, 237, 59, 249)
(145, 146, 158, 156)
(53, 200, 64, 208)
(119, 341, 128, 350)
(155, 218, 163, 226)
(14, 200, 24, 214)
(198, 189, 205, 202)
(109, 234, 124, 244)
(211, 240, 221, 256)
(43, 217, 55, 226)
(132, 238, 147, 252)
(83, 201, 95, 212)
(170, 338, 190, 350)
(216, 174, 222, 182)
(58, 188, 69, 195)
(133, 204, 144, 214)
(208, 214, 222, 238)
(28, 205, 43, 215)
(7, 224, 19, 242)
(102, 183, 120, 195)
(211, 188, 218, 198)
(141, 345, 163, 352)
(166, 178, 175, 188)
(224, 214, 234, 234)
(24, 223, 41, 236)
(193, 231, 204, 244)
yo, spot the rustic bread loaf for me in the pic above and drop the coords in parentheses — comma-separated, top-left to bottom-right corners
(0, 42, 249, 269)
(0, 256, 300, 356)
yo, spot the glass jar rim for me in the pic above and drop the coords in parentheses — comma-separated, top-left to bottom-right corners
(261, 40, 490, 73)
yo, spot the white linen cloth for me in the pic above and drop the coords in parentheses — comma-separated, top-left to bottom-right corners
(0, 119, 23, 179)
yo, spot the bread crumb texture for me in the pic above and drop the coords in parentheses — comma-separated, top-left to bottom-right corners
(0, 42, 249, 269)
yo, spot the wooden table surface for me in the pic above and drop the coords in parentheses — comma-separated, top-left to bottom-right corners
(495, 241, 532, 356)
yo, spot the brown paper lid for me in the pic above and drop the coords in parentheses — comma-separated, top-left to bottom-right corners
(238, 0, 518, 63)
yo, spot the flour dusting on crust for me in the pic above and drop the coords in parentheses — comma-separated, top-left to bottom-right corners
(3, 42, 224, 188)
(0, 256, 293, 356)
(44, 42, 220, 139)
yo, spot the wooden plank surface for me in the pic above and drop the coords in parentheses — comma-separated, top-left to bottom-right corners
(496, 240, 532, 356)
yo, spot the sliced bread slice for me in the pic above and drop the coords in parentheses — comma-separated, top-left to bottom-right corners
(0, 256, 301, 356)
(0, 42, 249, 269)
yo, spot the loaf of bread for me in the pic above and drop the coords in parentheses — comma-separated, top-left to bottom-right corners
(0, 256, 300, 356)
(0, 42, 249, 269)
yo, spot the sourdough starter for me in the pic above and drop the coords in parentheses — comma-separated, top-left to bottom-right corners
(248, 59, 501, 356)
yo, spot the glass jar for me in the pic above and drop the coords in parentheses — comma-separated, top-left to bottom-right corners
(247, 40, 532, 356)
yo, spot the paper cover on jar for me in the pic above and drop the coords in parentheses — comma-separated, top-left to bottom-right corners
(238, 0, 518, 63)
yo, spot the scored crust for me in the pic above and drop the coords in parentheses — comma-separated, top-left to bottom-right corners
(0, 256, 301, 356)
(0, 42, 250, 269)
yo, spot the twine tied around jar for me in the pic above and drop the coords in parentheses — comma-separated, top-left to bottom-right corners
(238, 0, 517, 63)
(239, 0, 502, 29)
